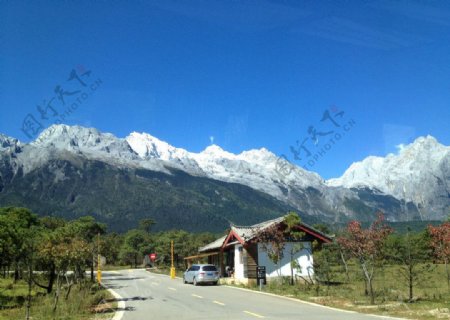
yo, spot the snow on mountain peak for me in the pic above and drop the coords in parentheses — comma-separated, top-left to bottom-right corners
(0, 134, 20, 152)
(238, 148, 276, 162)
(327, 135, 449, 213)
(126, 131, 190, 161)
(394, 135, 437, 154)
(31, 126, 291, 183)
(413, 135, 438, 145)
(200, 144, 235, 159)
(33, 124, 103, 146)
(130, 132, 322, 198)
(31, 124, 138, 161)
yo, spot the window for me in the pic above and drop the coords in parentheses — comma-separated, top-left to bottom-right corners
(202, 265, 217, 271)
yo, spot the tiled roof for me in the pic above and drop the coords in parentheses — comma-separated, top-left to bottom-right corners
(231, 216, 285, 242)
(198, 216, 332, 253)
(198, 235, 227, 253)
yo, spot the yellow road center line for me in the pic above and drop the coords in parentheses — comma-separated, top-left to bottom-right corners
(191, 294, 203, 298)
(243, 311, 265, 318)
(213, 300, 225, 306)
(168, 287, 177, 291)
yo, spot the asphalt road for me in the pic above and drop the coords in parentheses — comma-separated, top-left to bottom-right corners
(101, 269, 399, 320)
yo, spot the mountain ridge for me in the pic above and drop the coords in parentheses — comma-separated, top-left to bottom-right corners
(0, 124, 448, 231)
(327, 135, 449, 220)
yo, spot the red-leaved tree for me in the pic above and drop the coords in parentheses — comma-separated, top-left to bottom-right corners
(337, 213, 392, 304)
(428, 222, 450, 291)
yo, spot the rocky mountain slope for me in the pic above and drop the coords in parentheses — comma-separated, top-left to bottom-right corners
(327, 136, 449, 220)
(0, 125, 447, 231)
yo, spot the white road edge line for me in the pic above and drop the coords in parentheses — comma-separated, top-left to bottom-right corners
(100, 269, 150, 320)
(168, 287, 177, 291)
(192, 294, 203, 298)
(102, 285, 125, 320)
(213, 300, 225, 306)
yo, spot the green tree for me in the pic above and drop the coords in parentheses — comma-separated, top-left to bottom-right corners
(0, 207, 42, 320)
(139, 218, 156, 233)
(312, 223, 331, 235)
(385, 230, 434, 301)
(0, 207, 39, 282)
(67, 216, 106, 281)
(25, 226, 38, 320)
(119, 229, 149, 268)
(313, 242, 340, 295)
(49, 234, 90, 312)
(100, 232, 123, 266)
(34, 216, 67, 293)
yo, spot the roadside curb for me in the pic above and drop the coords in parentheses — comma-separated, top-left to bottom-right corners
(222, 285, 406, 320)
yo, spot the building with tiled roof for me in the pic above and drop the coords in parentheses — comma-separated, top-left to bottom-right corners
(186, 215, 332, 284)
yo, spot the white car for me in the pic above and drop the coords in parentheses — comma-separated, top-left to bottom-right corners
(183, 264, 219, 286)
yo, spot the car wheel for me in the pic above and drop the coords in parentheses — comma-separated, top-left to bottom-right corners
(213, 281, 218, 286)
(193, 277, 198, 286)
(183, 277, 187, 284)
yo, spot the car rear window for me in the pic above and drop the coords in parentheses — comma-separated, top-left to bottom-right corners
(202, 266, 217, 271)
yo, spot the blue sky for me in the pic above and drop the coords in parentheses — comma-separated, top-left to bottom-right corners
(1, 0, 449, 179)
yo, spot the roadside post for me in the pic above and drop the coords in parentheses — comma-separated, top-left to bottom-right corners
(257, 266, 266, 291)
(170, 240, 176, 279)
(97, 233, 101, 284)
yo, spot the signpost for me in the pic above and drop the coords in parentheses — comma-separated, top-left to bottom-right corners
(150, 253, 156, 262)
(257, 266, 266, 291)
(99, 256, 106, 267)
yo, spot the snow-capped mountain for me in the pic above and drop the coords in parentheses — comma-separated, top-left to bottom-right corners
(126, 131, 190, 160)
(0, 124, 448, 230)
(125, 131, 326, 206)
(0, 125, 303, 231)
(327, 136, 450, 220)
(33, 125, 139, 161)
(12, 125, 173, 175)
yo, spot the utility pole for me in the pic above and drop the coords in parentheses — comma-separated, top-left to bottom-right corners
(170, 240, 176, 279)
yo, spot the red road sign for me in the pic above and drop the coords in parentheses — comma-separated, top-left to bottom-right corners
(150, 253, 156, 261)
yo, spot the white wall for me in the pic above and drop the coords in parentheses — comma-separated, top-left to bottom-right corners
(234, 244, 244, 280)
(257, 242, 313, 278)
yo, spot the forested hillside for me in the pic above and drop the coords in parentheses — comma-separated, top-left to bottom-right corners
(0, 158, 299, 232)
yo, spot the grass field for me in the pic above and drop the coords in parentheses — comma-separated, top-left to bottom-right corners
(239, 262, 450, 320)
(0, 276, 116, 320)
